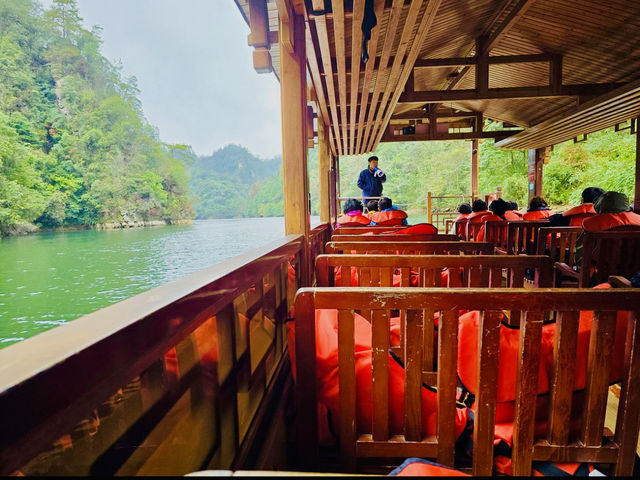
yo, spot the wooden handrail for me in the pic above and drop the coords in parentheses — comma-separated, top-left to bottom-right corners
(0, 234, 307, 475)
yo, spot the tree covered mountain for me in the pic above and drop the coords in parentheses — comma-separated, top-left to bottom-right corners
(0, 0, 193, 235)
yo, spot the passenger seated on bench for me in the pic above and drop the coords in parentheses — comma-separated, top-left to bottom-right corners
(476, 198, 509, 242)
(467, 199, 490, 223)
(370, 197, 408, 226)
(582, 190, 640, 231)
(453, 203, 471, 238)
(336, 198, 372, 227)
(549, 186, 603, 227)
(504, 201, 523, 221)
(522, 196, 552, 220)
(365, 199, 379, 217)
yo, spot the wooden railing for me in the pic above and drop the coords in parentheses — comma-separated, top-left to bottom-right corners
(0, 232, 317, 475)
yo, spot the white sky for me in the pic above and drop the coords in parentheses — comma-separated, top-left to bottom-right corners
(40, 0, 282, 158)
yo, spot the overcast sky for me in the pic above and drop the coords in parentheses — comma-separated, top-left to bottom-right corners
(41, 0, 282, 159)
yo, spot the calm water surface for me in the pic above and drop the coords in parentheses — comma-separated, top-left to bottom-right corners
(0, 217, 315, 348)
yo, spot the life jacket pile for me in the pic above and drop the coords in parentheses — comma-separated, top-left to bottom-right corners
(287, 309, 470, 443)
(522, 209, 551, 221)
(370, 209, 408, 226)
(336, 213, 371, 227)
(582, 210, 640, 232)
(457, 283, 629, 475)
(562, 203, 596, 226)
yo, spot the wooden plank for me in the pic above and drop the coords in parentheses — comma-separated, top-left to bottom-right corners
(356, 435, 437, 458)
(635, 117, 640, 213)
(294, 291, 319, 469)
(423, 309, 435, 373)
(437, 310, 458, 466)
(533, 441, 619, 464)
(332, 0, 348, 154)
(348, 0, 364, 154)
(371, 309, 390, 441)
(306, 25, 335, 154)
(484, 0, 538, 53)
(360, 0, 403, 152)
(317, 120, 331, 221)
(355, 0, 385, 154)
(472, 311, 501, 476)
(338, 308, 357, 471)
(614, 311, 640, 475)
(547, 311, 579, 445)
(370, 0, 443, 151)
(413, 53, 555, 68)
(404, 309, 424, 441)
(511, 310, 544, 476)
(582, 311, 617, 446)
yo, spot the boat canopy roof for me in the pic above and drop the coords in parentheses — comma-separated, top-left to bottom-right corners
(234, 0, 640, 154)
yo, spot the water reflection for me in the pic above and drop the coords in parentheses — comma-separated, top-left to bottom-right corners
(0, 218, 314, 347)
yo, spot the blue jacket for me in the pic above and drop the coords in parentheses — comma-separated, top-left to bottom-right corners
(357, 168, 386, 198)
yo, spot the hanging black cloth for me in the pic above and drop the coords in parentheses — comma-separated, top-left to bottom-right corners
(361, 0, 377, 64)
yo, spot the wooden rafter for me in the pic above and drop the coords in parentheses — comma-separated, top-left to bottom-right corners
(370, 0, 443, 152)
(348, 0, 365, 154)
(360, 0, 404, 155)
(312, 5, 343, 156)
(332, 0, 348, 155)
(366, 0, 425, 152)
(381, 129, 522, 143)
(355, 0, 385, 154)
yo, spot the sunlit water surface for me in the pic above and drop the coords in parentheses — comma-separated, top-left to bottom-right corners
(0, 217, 317, 348)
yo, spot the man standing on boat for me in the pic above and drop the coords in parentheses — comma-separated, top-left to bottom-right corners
(357, 155, 386, 200)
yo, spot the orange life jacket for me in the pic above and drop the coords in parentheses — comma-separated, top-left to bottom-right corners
(370, 209, 408, 226)
(582, 211, 640, 232)
(392, 223, 437, 235)
(503, 210, 523, 221)
(562, 203, 596, 226)
(467, 210, 490, 223)
(453, 215, 469, 238)
(287, 309, 470, 442)
(390, 458, 470, 476)
(336, 213, 371, 226)
(522, 209, 551, 221)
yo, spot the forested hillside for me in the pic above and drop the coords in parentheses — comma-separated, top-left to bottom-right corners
(0, 0, 192, 235)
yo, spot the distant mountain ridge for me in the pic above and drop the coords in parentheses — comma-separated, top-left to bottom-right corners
(190, 144, 283, 218)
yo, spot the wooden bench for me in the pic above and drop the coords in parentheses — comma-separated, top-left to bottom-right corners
(316, 254, 553, 289)
(331, 234, 459, 243)
(536, 226, 582, 264)
(483, 221, 508, 252)
(505, 220, 550, 255)
(333, 226, 404, 235)
(325, 241, 494, 255)
(555, 230, 640, 287)
(293, 288, 640, 475)
(453, 218, 468, 240)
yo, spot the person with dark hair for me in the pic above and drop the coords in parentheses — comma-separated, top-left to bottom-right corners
(357, 155, 386, 199)
(336, 198, 371, 227)
(365, 199, 379, 217)
(467, 199, 490, 221)
(583, 191, 640, 231)
(370, 197, 408, 226)
(452, 203, 472, 238)
(559, 186, 603, 226)
(476, 199, 509, 241)
(504, 201, 524, 221)
(523, 196, 552, 220)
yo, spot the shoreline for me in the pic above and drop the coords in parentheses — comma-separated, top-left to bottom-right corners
(1, 219, 195, 238)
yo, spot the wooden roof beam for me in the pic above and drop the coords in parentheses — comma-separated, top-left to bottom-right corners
(413, 53, 556, 68)
(331, 0, 349, 154)
(348, 0, 365, 154)
(399, 83, 626, 103)
(380, 130, 522, 143)
(391, 110, 477, 120)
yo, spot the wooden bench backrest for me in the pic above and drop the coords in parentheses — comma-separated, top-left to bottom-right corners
(453, 219, 468, 240)
(536, 226, 583, 265)
(294, 288, 640, 476)
(466, 221, 483, 241)
(506, 220, 549, 255)
(483, 221, 508, 251)
(325, 241, 493, 255)
(333, 226, 404, 235)
(331, 234, 459, 242)
(581, 230, 640, 286)
(316, 254, 553, 289)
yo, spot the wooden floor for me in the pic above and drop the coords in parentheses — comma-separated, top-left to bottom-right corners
(605, 386, 640, 456)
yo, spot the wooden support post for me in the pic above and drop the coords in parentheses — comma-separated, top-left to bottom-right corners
(336, 156, 341, 214)
(427, 192, 433, 225)
(635, 117, 640, 212)
(318, 120, 331, 223)
(471, 139, 479, 199)
(475, 36, 489, 97)
(429, 105, 437, 139)
(279, 13, 310, 284)
(330, 156, 338, 226)
(527, 148, 544, 202)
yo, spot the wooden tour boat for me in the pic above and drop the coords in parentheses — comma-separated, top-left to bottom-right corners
(2, 0, 640, 475)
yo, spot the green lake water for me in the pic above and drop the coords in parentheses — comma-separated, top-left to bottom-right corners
(0, 218, 299, 348)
